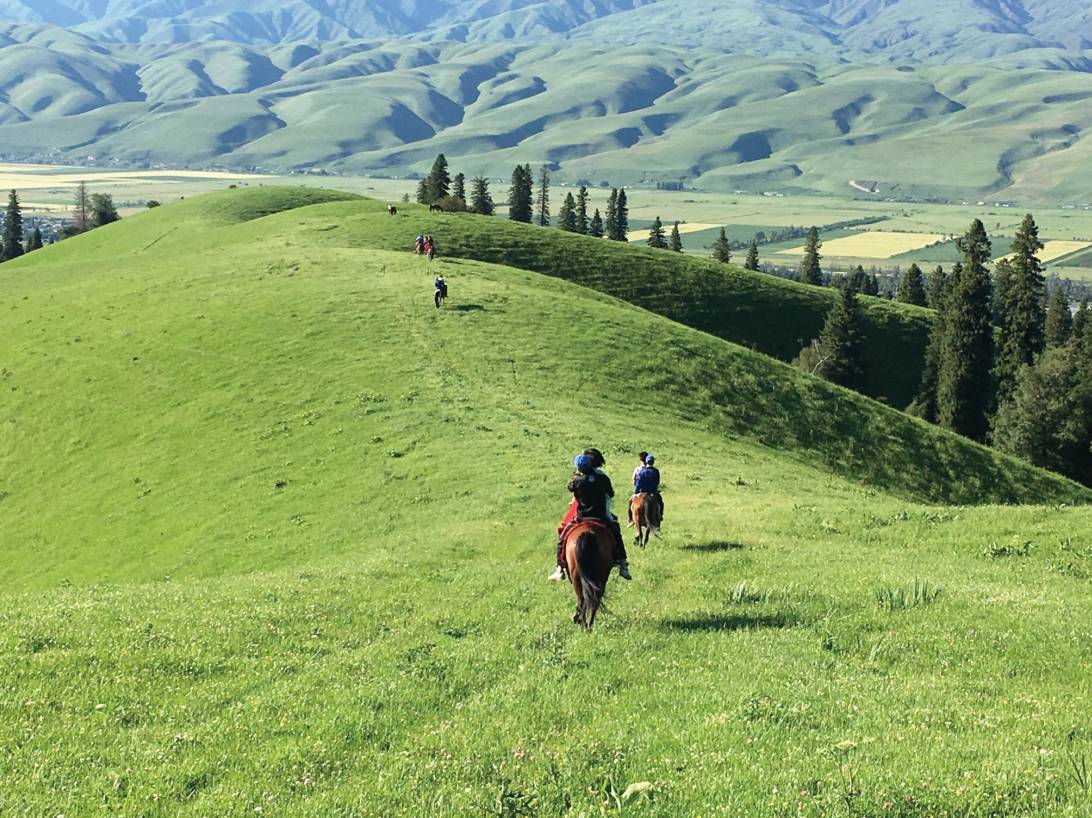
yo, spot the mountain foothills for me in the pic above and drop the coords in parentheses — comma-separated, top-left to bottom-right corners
(1, 0, 1092, 198)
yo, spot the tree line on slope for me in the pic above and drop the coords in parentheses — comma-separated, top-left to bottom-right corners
(793, 214, 1092, 486)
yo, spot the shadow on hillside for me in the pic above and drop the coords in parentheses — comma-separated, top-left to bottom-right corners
(662, 611, 797, 632)
(452, 304, 487, 312)
(681, 541, 745, 552)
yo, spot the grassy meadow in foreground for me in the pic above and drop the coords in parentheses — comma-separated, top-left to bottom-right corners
(1, 190, 1090, 817)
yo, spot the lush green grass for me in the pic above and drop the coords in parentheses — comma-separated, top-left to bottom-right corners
(2, 188, 1090, 817)
(326, 204, 933, 408)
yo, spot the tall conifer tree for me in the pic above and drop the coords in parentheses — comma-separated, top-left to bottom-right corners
(744, 239, 759, 271)
(1045, 287, 1072, 348)
(2, 189, 24, 261)
(508, 165, 533, 223)
(558, 192, 577, 232)
(799, 227, 823, 285)
(668, 221, 683, 252)
(711, 227, 731, 263)
(425, 154, 451, 203)
(611, 189, 629, 241)
(469, 177, 494, 215)
(996, 214, 1046, 398)
(937, 219, 994, 441)
(647, 216, 667, 249)
(535, 165, 550, 227)
(452, 172, 466, 204)
(25, 226, 43, 252)
(897, 263, 927, 306)
(589, 208, 604, 238)
(927, 265, 947, 309)
(74, 182, 89, 232)
(575, 186, 589, 234)
(815, 286, 867, 391)
(604, 189, 618, 240)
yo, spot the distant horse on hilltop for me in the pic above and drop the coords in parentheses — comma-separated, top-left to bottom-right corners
(388, 203, 397, 216)
(562, 520, 614, 629)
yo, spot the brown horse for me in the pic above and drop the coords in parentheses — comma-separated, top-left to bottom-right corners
(631, 492, 662, 549)
(563, 520, 614, 629)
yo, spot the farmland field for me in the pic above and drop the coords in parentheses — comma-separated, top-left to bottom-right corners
(781, 231, 950, 259)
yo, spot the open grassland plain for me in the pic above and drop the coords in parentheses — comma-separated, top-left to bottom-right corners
(1, 189, 1091, 817)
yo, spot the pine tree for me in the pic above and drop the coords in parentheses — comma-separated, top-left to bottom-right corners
(897, 263, 927, 306)
(535, 165, 550, 227)
(604, 189, 618, 240)
(711, 227, 731, 263)
(927, 265, 947, 309)
(2, 189, 24, 261)
(575, 186, 589, 234)
(452, 172, 466, 204)
(615, 189, 629, 240)
(847, 265, 869, 294)
(995, 214, 1047, 402)
(992, 258, 1013, 325)
(469, 176, 494, 215)
(508, 165, 533, 223)
(744, 239, 759, 271)
(416, 178, 429, 205)
(89, 194, 119, 228)
(992, 344, 1092, 486)
(647, 216, 667, 249)
(425, 154, 451, 203)
(799, 226, 823, 285)
(814, 286, 866, 391)
(1044, 287, 1072, 348)
(668, 221, 683, 252)
(589, 208, 604, 238)
(558, 192, 577, 232)
(937, 219, 994, 441)
(1073, 300, 1089, 346)
(74, 182, 89, 233)
(25, 226, 43, 252)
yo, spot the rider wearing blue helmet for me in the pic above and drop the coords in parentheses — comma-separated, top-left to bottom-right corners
(549, 449, 631, 581)
(632, 453, 663, 521)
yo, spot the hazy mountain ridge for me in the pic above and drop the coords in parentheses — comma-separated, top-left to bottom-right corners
(1, 0, 1091, 57)
(1, 28, 1092, 201)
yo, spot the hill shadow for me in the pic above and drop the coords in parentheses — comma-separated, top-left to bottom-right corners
(662, 612, 797, 632)
(681, 541, 745, 552)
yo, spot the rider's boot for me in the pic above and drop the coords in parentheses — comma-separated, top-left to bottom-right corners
(548, 540, 566, 581)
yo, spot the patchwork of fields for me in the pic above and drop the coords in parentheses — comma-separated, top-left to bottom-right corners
(782, 231, 949, 259)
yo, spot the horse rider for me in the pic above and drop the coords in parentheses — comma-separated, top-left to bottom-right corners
(631, 453, 663, 523)
(550, 449, 631, 581)
(415, 233, 425, 254)
(627, 451, 648, 526)
(434, 274, 447, 307)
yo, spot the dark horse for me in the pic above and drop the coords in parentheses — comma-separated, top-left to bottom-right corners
(563, 520, 614, 629)
(630, 492, 662, 548)
(429, 203, 444, 213)
(387, 203, 397, 216)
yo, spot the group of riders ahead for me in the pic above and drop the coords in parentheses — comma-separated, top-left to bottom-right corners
(551, 448, 663, 582)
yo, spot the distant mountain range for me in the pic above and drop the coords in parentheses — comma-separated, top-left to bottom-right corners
(0, 0, 1090, 55)
(2, 1, 1092, 200)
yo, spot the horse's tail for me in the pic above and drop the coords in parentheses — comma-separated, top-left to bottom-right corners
(575, 531, 606, 623)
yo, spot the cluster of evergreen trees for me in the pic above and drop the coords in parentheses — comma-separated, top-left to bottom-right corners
(415, 154, 494, 215)
(1, 184, 122, 266)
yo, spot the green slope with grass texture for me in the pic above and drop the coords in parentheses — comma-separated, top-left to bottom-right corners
(2, 188, 1090, 817)
(321, 202, 933, 408)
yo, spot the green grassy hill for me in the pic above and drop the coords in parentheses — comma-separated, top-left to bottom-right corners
(333, 205, 933, 408)
(2, 188, 1090, 817)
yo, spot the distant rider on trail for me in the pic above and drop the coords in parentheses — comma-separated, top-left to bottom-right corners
(550, 448, 631, 581)
(434, 274, 448, 308)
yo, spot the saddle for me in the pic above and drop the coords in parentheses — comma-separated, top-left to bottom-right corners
(559, 517, 623, 561)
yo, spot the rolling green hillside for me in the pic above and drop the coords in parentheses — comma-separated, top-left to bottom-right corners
(2, 189, 1090, 816)
(325, 204, 933, 408)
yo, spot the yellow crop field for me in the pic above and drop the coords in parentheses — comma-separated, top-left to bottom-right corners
(996, 240, 1091, 264)
(626, 222, 722, 242)
(782, 230, 948, 258)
